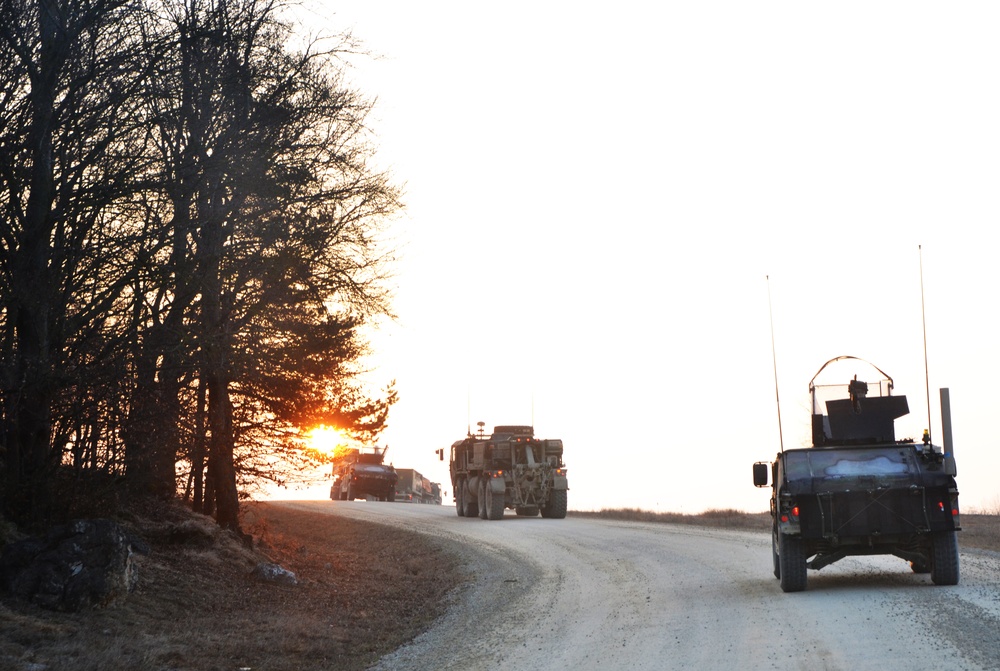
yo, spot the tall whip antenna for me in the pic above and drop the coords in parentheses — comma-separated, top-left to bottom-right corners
(919, 245, 932, 442)
(767, 275, 785, 453)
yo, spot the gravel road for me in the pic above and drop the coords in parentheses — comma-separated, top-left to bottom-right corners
(283, 501, 1000, 671)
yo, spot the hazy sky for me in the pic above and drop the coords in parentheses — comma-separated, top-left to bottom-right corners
(279, 2, 1000, 514)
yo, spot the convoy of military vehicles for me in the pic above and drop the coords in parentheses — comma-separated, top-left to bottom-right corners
(328, 447, 442, 504)
(330, 423, 569, 520)
(329, 357, 964, 594)
(753, 356, 960, 592)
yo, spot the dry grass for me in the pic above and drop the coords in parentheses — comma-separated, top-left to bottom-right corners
(573, 508, 1000, 554)
(571, 507, 772, 530)
(0, 501, 461, 671)
(0, 502, 995, 671)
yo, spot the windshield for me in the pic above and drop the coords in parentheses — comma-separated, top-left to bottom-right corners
(784, 447, 916, 488)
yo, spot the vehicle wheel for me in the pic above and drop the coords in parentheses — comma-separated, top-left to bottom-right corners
(462, 480, 479, 518)
(931, 531, 960, 585)
(456, 478, 466, 516)
(346, 483, 355, 501)
(478, 480, 488, 519)
(778, 533, 807, 593)
(515, 506, 539, 517)
(540, 489, 568, 519)
(772, 528, 781, 579)
(485, 482, 505, 520)
(387, 489, 396, 503)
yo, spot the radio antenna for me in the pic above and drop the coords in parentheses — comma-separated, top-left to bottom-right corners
(767, 275, 785, 453)
(919, 245, 932, 442)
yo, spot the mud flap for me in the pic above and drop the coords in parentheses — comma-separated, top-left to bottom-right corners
(489, 477, 506, 494)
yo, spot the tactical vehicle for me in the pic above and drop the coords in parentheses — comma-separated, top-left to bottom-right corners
(395, 468, 441, 504)
(330, 446, 398, 502)
(444, 423, 568, 520)
(753, 356, 960, 592)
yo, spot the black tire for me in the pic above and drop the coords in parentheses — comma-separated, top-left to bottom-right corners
(462, 480, 479, 518)
(540, 489, 568, 519)
(456, 478, 466, 516)
(778, 533, 807, 593)
(772, 528, 781, 580)
(931, 531, 960, 586)
(346, 483, 355, 501)
(386, 489, 396, 503)
(478, 480, 488, 519)
(515, 506, 539, 517)
(485, 481, 505, 520)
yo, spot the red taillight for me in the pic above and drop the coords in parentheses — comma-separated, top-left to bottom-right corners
(952, 509, 959, 516)
(939, 501, 945, 512)
(791, 506, 799, 518)
(780, 514, 789, 522)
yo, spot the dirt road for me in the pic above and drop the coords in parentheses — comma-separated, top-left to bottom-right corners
(281, 501, 1000, 671)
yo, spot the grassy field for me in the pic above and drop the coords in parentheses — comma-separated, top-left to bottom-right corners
(0, 503, 995, 671)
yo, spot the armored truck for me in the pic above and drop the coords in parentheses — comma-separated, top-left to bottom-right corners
(753, 356, 960, 592)
(445, 423, 568, 520)
(330, 446, 397, 502)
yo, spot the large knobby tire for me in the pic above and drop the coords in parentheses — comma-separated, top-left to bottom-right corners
(931, 530, 960, 586)
(515, 506, 539, 517)
(462, 480, 479, 518)
(456, 478, 466, 516)
(540, 489, 568, 519)
(778, 533, 807, 593)
(478, 480, 489, 519)
(485, 481, 505, 520)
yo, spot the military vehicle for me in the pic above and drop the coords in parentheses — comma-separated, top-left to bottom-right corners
(395, 468, 441, 504)
(330, 446, 398, 502)
(443, 423, 568, 520)
(753, 356, 960, 592)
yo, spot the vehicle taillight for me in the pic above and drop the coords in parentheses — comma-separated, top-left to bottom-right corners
(791, 506, 800, 518)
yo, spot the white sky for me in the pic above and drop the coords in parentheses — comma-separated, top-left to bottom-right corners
(276, 2, 1000, 514)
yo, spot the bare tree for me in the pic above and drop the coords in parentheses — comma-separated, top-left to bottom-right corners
(0, 0, 162, 526)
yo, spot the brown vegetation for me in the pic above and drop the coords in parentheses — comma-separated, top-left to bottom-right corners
(0, 502, 460, 671)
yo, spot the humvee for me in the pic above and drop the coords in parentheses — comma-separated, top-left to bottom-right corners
(753, 356, 960, 592)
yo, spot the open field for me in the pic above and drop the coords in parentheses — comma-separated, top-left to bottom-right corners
(0, 503, 996, 670)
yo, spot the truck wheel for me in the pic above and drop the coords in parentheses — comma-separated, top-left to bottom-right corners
(478, 480, 488, 519)
(346, 483, 355, 501)
(456, 478, 466, 516)
(778, 533, 807, 593)
(462, 481, 479, 518)
(515, 506, 539, 517)
(930, 531, 960, 586)
(387, 489, 396, 503)
(540, 489, 568, 519)
(771, 528, 781, 579)
(485, 482, 505, 520)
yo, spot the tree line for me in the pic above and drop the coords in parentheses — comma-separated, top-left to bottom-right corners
(0, 0, 401, 532)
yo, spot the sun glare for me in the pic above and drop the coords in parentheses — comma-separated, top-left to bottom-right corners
(308, 426, 349, 456)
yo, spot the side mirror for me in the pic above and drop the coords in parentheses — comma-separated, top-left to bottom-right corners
(752, 462, 770, 487)
(436, 448, 444, 461)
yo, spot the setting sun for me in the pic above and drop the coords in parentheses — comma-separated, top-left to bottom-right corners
(308, 426, 349, 456)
